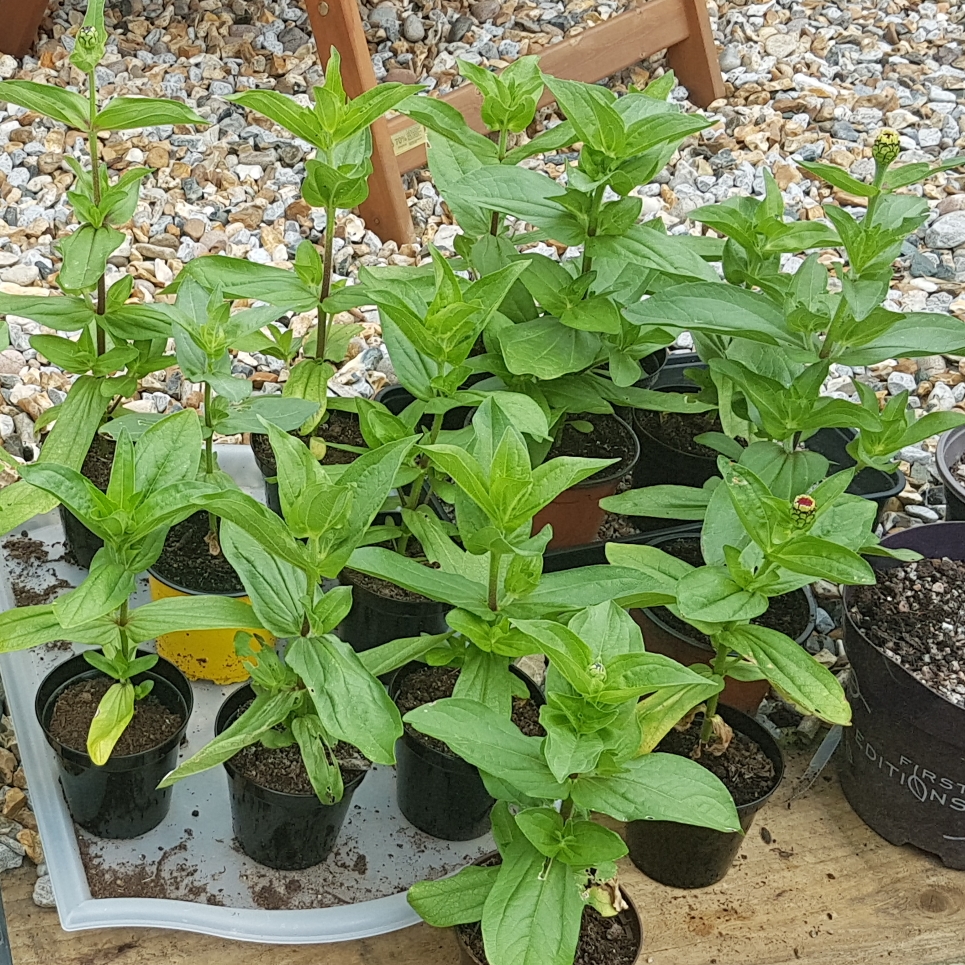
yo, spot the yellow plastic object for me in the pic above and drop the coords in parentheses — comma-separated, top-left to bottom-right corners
(147, 572, 270, 685)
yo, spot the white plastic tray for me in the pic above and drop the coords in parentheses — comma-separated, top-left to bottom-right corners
(0, 446, 489, 942)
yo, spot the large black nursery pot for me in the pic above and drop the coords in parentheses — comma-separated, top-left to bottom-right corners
(391, 662, 543, 841)
(632, 533, 816, 715)
(454, 854, 643, 965)
(36, 651, 192, 839)
(626, 704, 784, 888)
(839, 521, 965, 870)
(936, 425, 965, 520)
(337, 571, 450, 654)
(217, 684, 366, 870)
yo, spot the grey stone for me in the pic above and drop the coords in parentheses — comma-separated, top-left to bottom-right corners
(918, 355, 949, 379)
(899, 445, 932, 465)
(449, 15, 474, 42)
(926, 212, 965, 249)
(887, 371, 917, 395)
(403, 14, 425, 42)
(926, 381, 956, 412)
(32, 875, 55, 908)
(0, 264, 39, 286)
(814, 607, 836, 634)
(917, 126, 943, 147)
(906, 504, 941, 522)
(470, 0, 501, 21)
(911, 251, 941, 277)
(830, 120, 860, 142)
(278, 26, 310, 52)
(0, 843, 22, 873)
(368, 6, 400, 40)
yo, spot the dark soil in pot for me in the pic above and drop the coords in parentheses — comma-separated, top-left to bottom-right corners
(36, 651, 192, 839)
(48, 677, 183, 756)
(251, 408, 365, 478)
(626, 705, 784, 888)
(218, 687, 368, 870)
(59, 433, 116, 568)
(634, 406, 723, 458)
(849, 556, 965, 709)
(533, 413, 639, 549)
(151, 511, 244, 595)
(391, 662, 543, 840)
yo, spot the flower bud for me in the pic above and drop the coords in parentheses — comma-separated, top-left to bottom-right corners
(791, 493, 817, 526)
(873, 128, 900, 169)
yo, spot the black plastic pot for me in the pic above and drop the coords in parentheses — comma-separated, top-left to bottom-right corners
(455, 854, 643, 965)
(337, 574, 450, 654)
(633, 533, 817, 715)
(217, 684, 366, 870)
(59, 505, 103, 569)
(376, 384, 472, 431)
(936, 425, 965, 520)
(839, 522, 965, 870)
(391, 662, 543, 841)
(626, 704, 784, 888)
(36, 651, 192, 839)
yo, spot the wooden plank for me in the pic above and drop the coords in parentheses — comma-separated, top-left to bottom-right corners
(4, 748, 965, 965)
(0, 0, 51, 58)
(666, 0, 726, 107)
(303, 0, 414, 246)
(388, 0, 698, 173)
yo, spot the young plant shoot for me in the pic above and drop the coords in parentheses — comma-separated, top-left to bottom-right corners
(0, 0, 206, 531)
(158, 422, 419, 800)
(406, 603, 738, 965)
(0, 411, 256, 763)
(605, 457, 919, 749)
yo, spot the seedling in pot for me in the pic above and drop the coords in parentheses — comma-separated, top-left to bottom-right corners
(117, 278, 320, 552)
(0, 0, 207, 530)
(628, 131, 965, 460)
(405, 602, 738, 965)
(0, 410, 257, 762)
(605, 456, 919, 751)
(157, 420, 418, 799)
(172, 47, 421, 434)
(349, 398, 653, 644)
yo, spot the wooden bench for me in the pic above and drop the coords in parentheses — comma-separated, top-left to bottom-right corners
(1, 744, 964, 963)
(1, 0, 724, 250)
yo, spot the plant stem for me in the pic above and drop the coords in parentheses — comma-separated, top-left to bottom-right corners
(699, 639, 731, 745)
(395, 413, 444, 556)
(581, 184, 606, 277)
(489, 128, 510, 237)
(487, 551, 500, 611)
(87, 69, 107, 357)
(315, 200, 337, 363)
(203, 381, 218, 539)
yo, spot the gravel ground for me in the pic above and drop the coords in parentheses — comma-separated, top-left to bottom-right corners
(1, 0, 965, 904)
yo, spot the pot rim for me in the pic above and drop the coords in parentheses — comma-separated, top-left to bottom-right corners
(569, 412, 641, 490)
(36, 651, 193, 765)
(843, 520, 965, 716)
(640, 534, 817, 650)
(217, 683, 368, 800)
(632, 381, 717, 462)
(936, 424, 965, 500)
(454, 852, 644, 965)
(147, 567, 248, 600)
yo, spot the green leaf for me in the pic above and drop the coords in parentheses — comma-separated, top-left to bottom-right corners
(220, 520, 304, 637)
(556, 819, 628, 867)
(600, 484, 711, 520)
(771, 536, 875, 585)
(53, 562, 135, 629)
(798, 160, 878, 197)
(408, 865, 499, 928)
(57, 225, 125, 293)
(123, 595, 258, 642)
(0, 294, 95, 331)
(482, 830, 584, 965)
(87, 681, 135, 766)
(571, 752, 739, 829)
(718, 624, 851, 724)
(0, 80, 90, 130)
(499, 318, 601, 380)
(292, 715, 344, 804)
(0, 605, 63, 653)
(227, 91, 323, 148)
(286, 635, 402, 765)
(158, 692, 300, 787)
(94, 98, 207, 132)
(359, 631, 454, 678)
(403, 698, 568, 799)
(675, 566, 769, 624)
